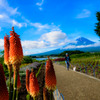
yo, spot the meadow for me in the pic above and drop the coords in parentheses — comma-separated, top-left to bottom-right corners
(54, 52, 100, 79)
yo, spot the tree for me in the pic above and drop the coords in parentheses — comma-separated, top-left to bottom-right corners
(58, 50, 84, 56)
(94, 12, 100, 38)
(21, 56, 33, 64)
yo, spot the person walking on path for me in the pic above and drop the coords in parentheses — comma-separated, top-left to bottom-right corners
(65, 53, 71, 70)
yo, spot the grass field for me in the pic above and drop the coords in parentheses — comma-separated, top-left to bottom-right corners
(55, 53, 100, 79)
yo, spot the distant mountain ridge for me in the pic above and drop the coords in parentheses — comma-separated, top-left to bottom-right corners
(63, 37, 95, 48)
(30, 37, 100, 56)
(76, 37, 95, 45)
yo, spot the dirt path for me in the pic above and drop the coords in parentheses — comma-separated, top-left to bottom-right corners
(53, 63, 100, 100)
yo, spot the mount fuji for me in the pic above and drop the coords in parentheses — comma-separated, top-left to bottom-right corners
(30, 37, 100, 56)
(67, 37, 95, 46)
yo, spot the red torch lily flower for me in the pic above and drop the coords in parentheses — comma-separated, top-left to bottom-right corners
(9, 27, 23, 100)
(26, 69, 30, 93)
(4, 34, 9, 65)
(29, 71, 39, 98)
(4, 34, 12, 71)
(45, 59, 56, 91)
(0, 63, 9, 100)
(9, 27, 23, 66)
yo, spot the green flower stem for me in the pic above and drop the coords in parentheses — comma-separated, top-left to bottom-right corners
(12, 70, 18, 100)
(50, 91, 53, 100)
(26, 93, 30, 100)
(9, 69, 12, 100)
(33, 97, 36, 100)
(36, 64, 43, 77)
(16, 89, 19, 100)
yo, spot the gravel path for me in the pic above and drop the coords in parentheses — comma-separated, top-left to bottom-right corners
(53, 63, 100, 100)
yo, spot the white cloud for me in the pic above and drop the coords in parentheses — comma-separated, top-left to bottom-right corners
(0, 1, 57, 29)
(59, 42, 66, 46)
(64, 45, 76, 49)
(0, 0, 20, 15)
(21, 30, 67, 52)
(64, 42, 100, 49)
(10, 8, 20, 15)
(39, 7, 43, 10)
(23, 49, 50, 55)
(22, 39, 100, 55)
(12, 20, 23, 28)
(31, 23, 49, 30)
(41, 31, 67, 45)
(21, 16, 30, 23)
(0, 39, 4, 49)
(31, 22, 60, 32)
(11, 20, 27, 28)
(0, 35, 100, 55)
(36, 0, 44, 6)
(0, 14, 4, 18)
(36, 0, 44, 10)
(24, 51, 30, 55)
(22, 40, 49, 50)
(76, 9, 91, 18)
(0, 14, 9, 20)
(64, 38, 77, 44)
(0, 0, 27, 28)
(24, 51, 36, 55)
(0, 13, 27, 28)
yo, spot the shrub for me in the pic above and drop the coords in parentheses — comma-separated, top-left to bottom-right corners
(22, 56, 33, 64)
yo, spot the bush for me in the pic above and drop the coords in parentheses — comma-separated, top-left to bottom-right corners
(21, 56, 33, 64)
(59, 50, 84, 56)
(33, 59, 39, 62)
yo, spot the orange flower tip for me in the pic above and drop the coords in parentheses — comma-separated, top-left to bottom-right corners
(45, 85, 56, 91)
(26, 69, 29, 72)
(31, 68, 34, 72)
(29, 72, 39, 98)
(12, 26, 14, 31)
(26, 69, 30, 92)
(47, 56, 50, 59)
(9, 28, 23, 65)
(4, 34, 9, 65)
(45, 59, 57, 91)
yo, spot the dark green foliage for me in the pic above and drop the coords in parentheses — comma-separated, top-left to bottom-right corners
(49, 54, 58, 56)
(0, 57, 4, 65)
(94, 12, 100, 38)
(33, 58, 39, 62)
(29, 55, 37, 58)
(21, 56, 40, 64)
(70, 52, 100, 58)
(21, 56, 33, 64)
(59, 50, 84, 56)
(26, 94, 30, 100)
(96, 12, 100, 21)
(0, 50, 4, 55)
(70, 52, 91, 58)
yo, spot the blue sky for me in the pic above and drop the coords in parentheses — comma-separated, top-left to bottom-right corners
(0, 0, 100, 55)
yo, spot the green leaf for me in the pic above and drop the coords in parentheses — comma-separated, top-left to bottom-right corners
(26, 94, 30, 100)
